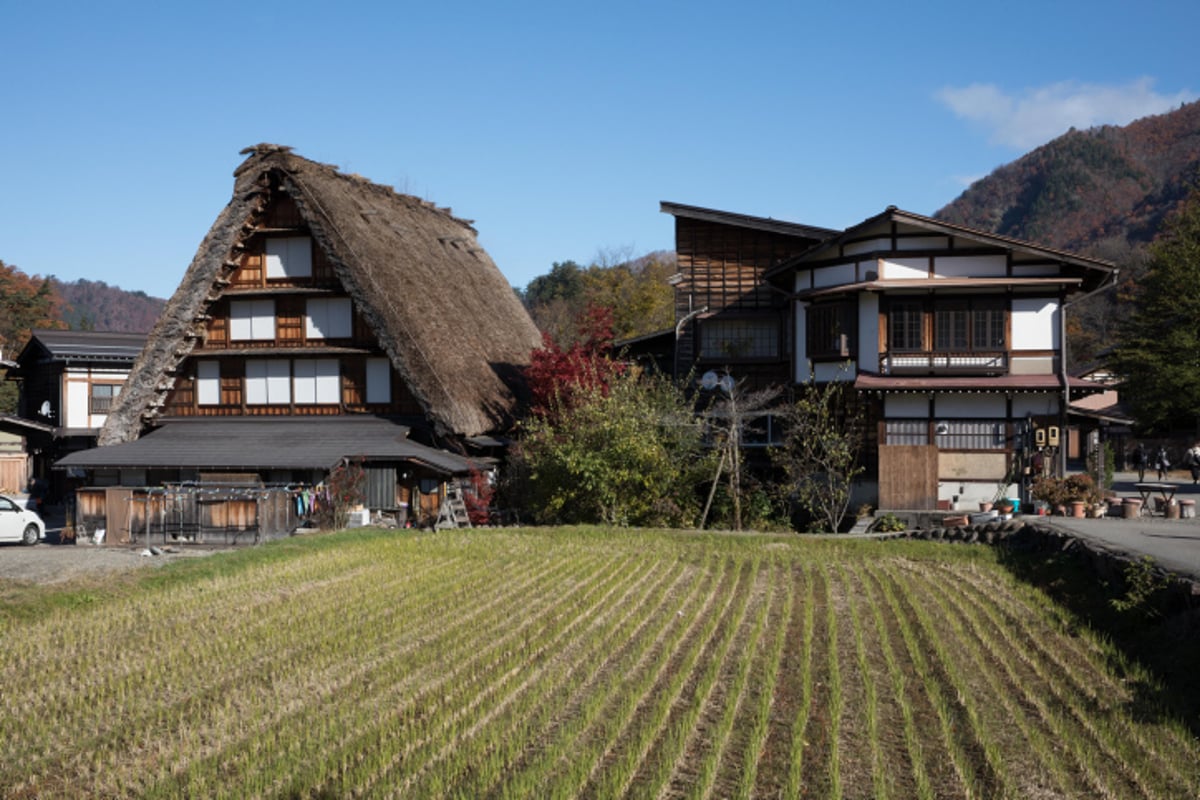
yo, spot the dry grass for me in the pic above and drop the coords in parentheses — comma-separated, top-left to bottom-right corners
(0, 527, 1196, 798)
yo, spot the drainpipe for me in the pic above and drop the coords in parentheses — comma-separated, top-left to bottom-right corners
(674, 304, 707, 381)
(1060, 267, 1120, 476)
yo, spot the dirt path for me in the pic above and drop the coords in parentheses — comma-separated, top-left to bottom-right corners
(0, 542, 228, 585)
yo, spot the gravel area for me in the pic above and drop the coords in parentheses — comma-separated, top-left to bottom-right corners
(0, 542, 229, 585)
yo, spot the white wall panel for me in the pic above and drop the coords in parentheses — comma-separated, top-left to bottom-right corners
(794, 302, 809, 380)
(896, 236, 948, 250)
(935, 395, 1006, 417)
(885, 395, 930, 416)
(935, 254, 1006, 278)
(880, 257, 928, 279)
(813, 263, 857, 288)
(813, 361, 856, 383)
(859, 293, 879, 368)
(66, 381, 89, 428)
(844, 238, 890, 255)
(1011, 298, 1058, 350)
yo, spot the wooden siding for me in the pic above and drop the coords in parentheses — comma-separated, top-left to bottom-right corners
(673, 216, 819, 383)
(163, 355, 420, 417)
(0, 455, 28, 493)
(200, 297, 368, 350)
(877, 445, 938, 509)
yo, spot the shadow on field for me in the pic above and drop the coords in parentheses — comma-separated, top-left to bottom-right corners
(996, 543, 1200, 738)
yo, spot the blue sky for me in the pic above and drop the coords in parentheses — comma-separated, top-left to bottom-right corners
(1, 0, 1196, 300)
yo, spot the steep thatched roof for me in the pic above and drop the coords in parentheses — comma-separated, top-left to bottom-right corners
(100, 144, 541, 445)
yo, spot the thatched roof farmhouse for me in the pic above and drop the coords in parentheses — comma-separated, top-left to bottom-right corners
(59, 145, 542, 532)
(101, 144, 541, 445)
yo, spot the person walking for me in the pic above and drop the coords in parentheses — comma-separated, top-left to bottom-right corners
(1132, 442, 1148, 482)
(1186, 442, 1200, 484)
(1154, 445, 1171, 480)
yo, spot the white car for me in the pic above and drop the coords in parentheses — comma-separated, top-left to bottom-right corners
(0, 495, 45, 545)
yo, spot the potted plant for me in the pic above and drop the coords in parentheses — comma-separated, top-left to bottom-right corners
(1063, 473, 1100, 517)
(1031, 475, 1066, 514)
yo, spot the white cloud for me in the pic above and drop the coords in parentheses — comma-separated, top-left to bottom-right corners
(951, 173, 985, 189)
(936, 78, 1196, 150)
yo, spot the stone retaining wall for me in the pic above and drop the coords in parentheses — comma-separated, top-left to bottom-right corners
(875, 518, 1199, 604)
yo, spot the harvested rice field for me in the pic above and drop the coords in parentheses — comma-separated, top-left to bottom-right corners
(1, 527, 1196, 798)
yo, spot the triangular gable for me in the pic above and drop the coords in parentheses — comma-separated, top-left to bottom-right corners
(101, 145, 542, 445)
(769, 206, 1117, 292)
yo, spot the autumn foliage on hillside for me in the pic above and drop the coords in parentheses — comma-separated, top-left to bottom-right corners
(0, 260, 67, 412)
(936, 100, 1200, 254)
(521, 251, 676, 348)
(0, 260, 65, 358)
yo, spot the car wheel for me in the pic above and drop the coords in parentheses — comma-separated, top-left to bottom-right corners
(22, 524, 39, 545)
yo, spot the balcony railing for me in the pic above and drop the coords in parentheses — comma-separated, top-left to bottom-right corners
(880, 350, 1007, 375)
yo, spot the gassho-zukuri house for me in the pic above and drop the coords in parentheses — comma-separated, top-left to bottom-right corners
(58, 144, 542, 536)
(660, 202, 1118, 512)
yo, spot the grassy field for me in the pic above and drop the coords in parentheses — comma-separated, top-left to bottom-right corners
(1, 527, 1197, 798)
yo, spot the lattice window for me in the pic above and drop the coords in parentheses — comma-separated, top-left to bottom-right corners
(699, 318, 779, 359)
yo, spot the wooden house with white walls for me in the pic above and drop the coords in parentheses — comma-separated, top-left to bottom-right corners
(768, 206, 1117, 510)
(0, 329, 146, 495)
(58, 144, 542, 531)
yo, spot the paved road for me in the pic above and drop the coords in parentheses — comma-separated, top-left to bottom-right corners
(1035, 470, 1200, 582)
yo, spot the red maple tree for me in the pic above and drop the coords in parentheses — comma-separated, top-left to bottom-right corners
(524, 304, 624, 420)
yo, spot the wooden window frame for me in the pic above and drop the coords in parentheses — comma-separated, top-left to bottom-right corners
(89, 383, 120, 415)
(698, 317, 781, 360)
(807, 301, 856, 361)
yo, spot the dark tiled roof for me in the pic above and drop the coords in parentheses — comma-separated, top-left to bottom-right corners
(56, 417, 476, 474)
(30, 329, 147, 361)
(660, 201, 840, 241)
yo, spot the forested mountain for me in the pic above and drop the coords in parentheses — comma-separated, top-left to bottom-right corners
(51, 278, 165, 333)
(935, 99, 1200, 368)
(936, 100, 1200, 252)
(0, 264, 163, 411)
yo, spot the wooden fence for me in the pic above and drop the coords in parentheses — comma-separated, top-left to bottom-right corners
(74, 484, 304, 545)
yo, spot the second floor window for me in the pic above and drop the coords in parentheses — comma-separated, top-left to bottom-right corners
(230, 299, 276, 341)
(934, 301, 1005, 351)
(699, 319, 779, 359)
(265, 236, 313, 279)
(306, 298, 353, 340)
(90, 384, 119, 414)
(889, 298, 1007, 352)
(889, 302, 923, 351)
(808, 302, 856, 359)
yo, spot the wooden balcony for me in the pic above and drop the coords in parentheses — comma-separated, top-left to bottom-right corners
(880, 350, 1008, 375)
